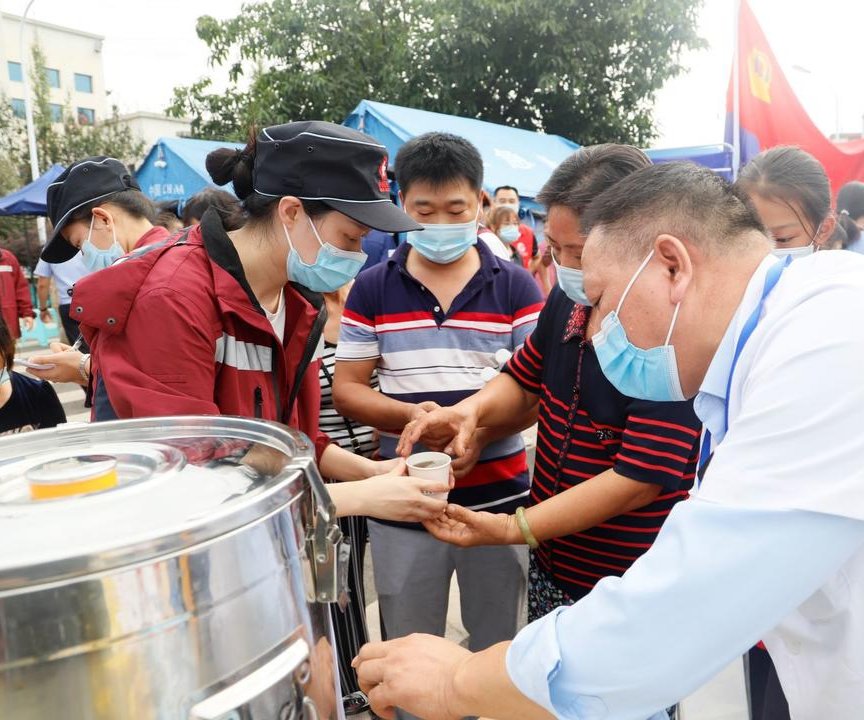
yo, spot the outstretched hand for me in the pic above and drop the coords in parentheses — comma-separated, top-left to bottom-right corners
(361, 460, 454, 522)
(423, 503, 517, 547)
(354, 634, 472, 720)
(397, 405, 478, 458)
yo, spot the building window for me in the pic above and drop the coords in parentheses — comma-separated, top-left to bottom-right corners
(49, 103, 63, 122)
(10, 98, 26, 118)
(74, 73, 93, 93)
(45, 67, 60, 88)
(7, 61, 22, 82)
(77, 107, 95, 125)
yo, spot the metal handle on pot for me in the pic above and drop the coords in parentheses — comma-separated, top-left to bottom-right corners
(294, 457, 347, 605)
(189, 638, 310, 719)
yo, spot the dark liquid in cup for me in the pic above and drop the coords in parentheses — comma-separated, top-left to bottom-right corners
(413, 460, 440, 468)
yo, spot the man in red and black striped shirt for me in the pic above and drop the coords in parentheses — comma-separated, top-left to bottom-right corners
(398, 144, 701, 620)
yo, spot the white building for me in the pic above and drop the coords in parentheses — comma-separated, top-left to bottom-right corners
(0, 11, 107, 125)
(111, 111, 192, 153)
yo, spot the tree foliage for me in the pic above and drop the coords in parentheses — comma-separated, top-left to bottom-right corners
(29, 45, 144, 170)
(169, 0, 704, 145)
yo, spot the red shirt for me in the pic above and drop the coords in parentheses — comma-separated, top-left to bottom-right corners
(510, 224, 538, 269)
(503, 289, 700, 599)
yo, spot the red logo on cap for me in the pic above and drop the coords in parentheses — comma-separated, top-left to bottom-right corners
(378, 158, 389, 193)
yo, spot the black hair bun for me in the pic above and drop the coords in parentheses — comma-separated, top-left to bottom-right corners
(206, 140, 256, 199)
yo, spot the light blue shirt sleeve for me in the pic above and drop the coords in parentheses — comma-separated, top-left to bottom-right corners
(506, 498, 864, 719)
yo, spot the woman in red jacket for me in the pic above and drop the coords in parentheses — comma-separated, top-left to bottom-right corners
(33, 121, 448, 510)
(0, 247, 34, 341)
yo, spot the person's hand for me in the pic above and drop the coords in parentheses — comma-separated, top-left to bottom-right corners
(449, 426, 498, 478)
(406, 400, 441, 425)
(354, 635, 472, 720)
(21, 316, 34, 332)
(39, 309, 53, 324)
(397, 405, 478, 457)
(370, 456, 403, 475)
(26, 341, 86, 385)
(450, 440, 482, 478)
(423, 504, 516, 547)
(359, 459, 452, 522)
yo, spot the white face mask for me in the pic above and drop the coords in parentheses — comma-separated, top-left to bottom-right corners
(771, 219, 823, 260)
(772, 243, 814, 260)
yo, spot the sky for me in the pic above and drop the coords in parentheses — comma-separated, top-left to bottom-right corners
(2, 0, 862, 148)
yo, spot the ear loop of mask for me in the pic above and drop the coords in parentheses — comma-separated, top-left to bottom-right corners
(811, 218, 825, 251)
(88, 213, 117, 249)
(282, 216, 324, 263)
(615, 248, 681, 346)
(615, 249, 656, 314)
(307, 216, 326, 248)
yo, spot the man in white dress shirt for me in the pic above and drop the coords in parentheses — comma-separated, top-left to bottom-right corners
(353, 163, 864, 720)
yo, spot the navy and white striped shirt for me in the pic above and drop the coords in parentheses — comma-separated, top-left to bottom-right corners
(337, 240, 543, 516)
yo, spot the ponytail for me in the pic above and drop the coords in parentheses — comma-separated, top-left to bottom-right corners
(207, 136, 256, 200)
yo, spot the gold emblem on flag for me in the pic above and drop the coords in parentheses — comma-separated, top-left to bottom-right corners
(747, 49, 772, 103)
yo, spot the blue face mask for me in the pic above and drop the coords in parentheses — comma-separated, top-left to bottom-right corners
(552, 252, 589, 305)
(406, 213, 478, 264)
(80, 215, 124, 271)
(284, 217, 367, 293)
(498, 225, 520, 245)
(591, 250, 685, 402)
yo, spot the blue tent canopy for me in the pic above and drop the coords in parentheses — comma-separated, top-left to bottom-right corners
(136, 137, 244, 204)
(344, 100, 581, 208)
(645, 144, 734, 181)
(0, 164, 65, 216)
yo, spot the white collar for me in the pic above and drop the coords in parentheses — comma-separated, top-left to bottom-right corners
(694, 254, 776, 435)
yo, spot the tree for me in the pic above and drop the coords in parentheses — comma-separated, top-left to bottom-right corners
(169, 0, 704, 145)
(0, 96, 34, 265)
(29, 44, 145, 170)
(169, 0, 432, 141)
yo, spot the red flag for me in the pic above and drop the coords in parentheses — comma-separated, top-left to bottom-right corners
(725, 0, 864, 192)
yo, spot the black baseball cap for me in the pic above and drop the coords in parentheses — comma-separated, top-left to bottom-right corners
(252, 121, 421, 233)
(42, 157, 139, 263)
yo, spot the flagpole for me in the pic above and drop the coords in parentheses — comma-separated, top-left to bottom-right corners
(731, 0, 742, 179)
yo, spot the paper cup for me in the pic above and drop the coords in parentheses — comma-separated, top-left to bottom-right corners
(406, 451, 451, 501)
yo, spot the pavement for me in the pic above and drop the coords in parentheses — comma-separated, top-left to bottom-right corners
(17, 337, 752, 720)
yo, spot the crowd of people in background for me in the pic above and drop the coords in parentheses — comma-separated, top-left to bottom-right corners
(2, 123, 864, 720)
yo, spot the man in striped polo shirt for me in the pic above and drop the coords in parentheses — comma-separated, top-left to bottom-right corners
(397, 145, 701, 629)
(334, 132, 543, 677)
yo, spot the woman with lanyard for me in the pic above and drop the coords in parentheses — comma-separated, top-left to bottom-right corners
(33, 121, 450, 519)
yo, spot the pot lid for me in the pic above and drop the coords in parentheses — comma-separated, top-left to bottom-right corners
(0, 416, 315, 593)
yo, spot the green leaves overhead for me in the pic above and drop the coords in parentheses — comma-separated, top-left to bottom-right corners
(170, 0, 705, 145)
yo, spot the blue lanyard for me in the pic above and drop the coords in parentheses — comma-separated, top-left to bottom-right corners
(698, 256, 791, 472)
